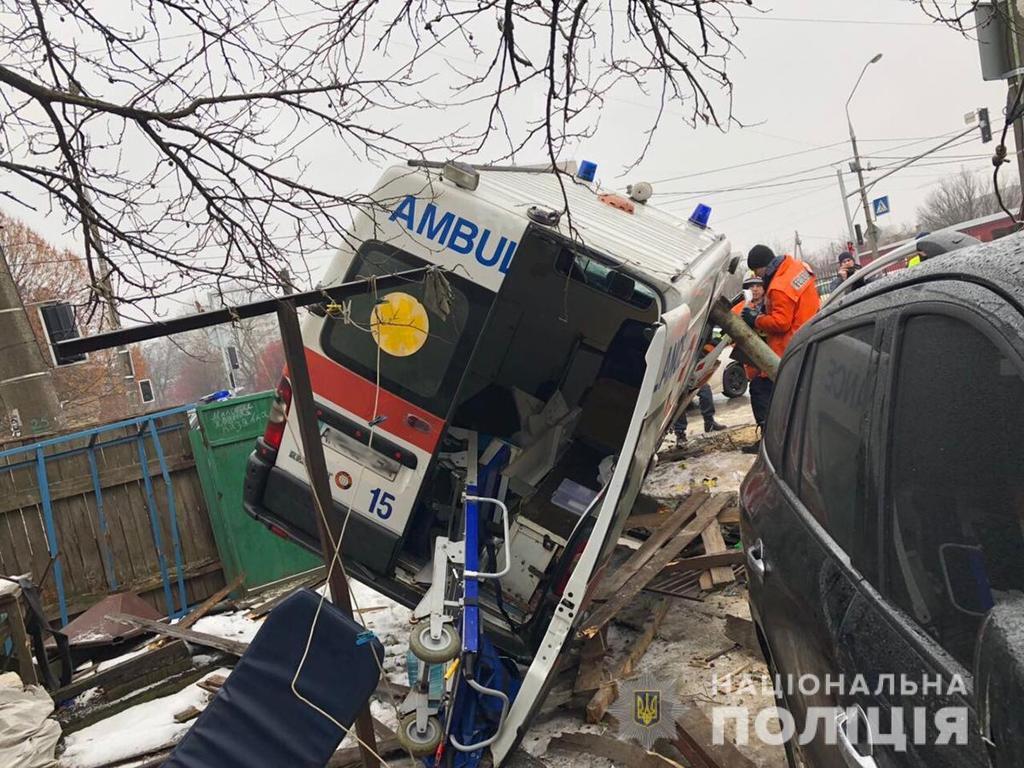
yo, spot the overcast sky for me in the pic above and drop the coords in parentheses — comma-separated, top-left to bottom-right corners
(611, 0, 1008, 257)
(5, 0, 1011, 314)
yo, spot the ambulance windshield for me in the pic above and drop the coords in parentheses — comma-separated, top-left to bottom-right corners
(320, 241, 493, 416)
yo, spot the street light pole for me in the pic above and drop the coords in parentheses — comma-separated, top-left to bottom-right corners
(846, 53, 883, 262)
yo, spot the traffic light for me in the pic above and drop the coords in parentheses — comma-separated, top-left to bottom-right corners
(979, 108, 992, 144)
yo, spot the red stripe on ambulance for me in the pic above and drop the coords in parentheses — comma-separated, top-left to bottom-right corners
(304, 349, 443, 454)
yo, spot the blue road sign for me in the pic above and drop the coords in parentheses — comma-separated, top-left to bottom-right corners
(872, 196, 891, 217)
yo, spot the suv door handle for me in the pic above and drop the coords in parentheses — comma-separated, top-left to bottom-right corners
(836, 709, 879, 768)
(747, 538, 767, 581)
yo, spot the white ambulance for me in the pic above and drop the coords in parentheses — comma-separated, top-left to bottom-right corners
(244, 160, 739, 759)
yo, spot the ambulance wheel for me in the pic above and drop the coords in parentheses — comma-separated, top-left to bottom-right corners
(397, 713, 444, 757)
(409, 623, 460, 664)
(722, 361, 748, 398)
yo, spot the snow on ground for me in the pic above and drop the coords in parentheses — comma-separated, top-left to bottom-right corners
(59, 669, 230, 768)
(192, 611, 263, 644)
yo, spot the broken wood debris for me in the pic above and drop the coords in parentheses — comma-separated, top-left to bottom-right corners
(580, 492, 734, 639)
(699, 519, 736, 591)
(673, 706, 757, 768)
(54, 640, 192, 703)
(586, 597, 670, 723)
(548, 732, 683, 767)
(196, 673, 227, 695)
(174, 704, 203, 723)
(596, 491, 710, 602)
(178, 573, 246, 632)
(58, 657, 227, 734)
(105, 613, 249, 656)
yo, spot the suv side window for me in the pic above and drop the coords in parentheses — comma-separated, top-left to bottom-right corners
(886, 313, 1024, 668)
(764, 347, 804, 469)
(797, 325, 880, 562)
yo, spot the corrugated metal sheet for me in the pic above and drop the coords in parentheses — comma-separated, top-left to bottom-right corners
(468, 170, 723, 283)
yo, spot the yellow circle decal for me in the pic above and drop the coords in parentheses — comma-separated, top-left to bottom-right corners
(370, 292, 430, 357)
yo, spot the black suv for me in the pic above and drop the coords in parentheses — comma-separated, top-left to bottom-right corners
(741, 234, 1024, 768)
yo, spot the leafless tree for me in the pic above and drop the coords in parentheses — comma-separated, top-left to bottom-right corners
(916, 168, 1022, 231)
(0, 0, 752, 312)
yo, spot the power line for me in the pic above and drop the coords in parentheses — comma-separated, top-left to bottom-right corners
(648, 130, 969, 187)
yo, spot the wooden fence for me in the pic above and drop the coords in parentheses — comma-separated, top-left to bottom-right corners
(0, 406, 224, 623)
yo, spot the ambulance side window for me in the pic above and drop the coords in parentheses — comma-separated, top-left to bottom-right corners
(796, 325, 880, 568)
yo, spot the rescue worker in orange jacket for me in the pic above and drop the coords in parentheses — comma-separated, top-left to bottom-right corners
(740, 245, 821, 452)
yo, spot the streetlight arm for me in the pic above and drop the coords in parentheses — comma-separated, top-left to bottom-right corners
(845, 62, 871, 125)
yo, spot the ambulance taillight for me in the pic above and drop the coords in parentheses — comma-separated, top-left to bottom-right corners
(262, 376, 292, 450)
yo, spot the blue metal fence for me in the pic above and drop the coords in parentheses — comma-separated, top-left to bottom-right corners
(0, 404, 196, 626)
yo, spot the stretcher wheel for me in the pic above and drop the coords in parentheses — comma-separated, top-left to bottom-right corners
(397, 712, 444, 757)
(409, 623, 460, 664)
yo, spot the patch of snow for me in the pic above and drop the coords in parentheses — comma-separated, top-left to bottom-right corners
(59, 669, 231, 768)
(192, 612, 262, 644)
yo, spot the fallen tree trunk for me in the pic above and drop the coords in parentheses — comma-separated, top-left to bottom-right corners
(710, 297, 779, 381)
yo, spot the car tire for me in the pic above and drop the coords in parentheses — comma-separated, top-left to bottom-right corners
(722, 361, 749, 399)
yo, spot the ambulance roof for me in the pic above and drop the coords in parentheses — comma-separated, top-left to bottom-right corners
(457, 168, 723, 286)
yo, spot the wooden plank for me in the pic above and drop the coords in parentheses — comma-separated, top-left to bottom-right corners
(700, 523, 735, 587)
(0, 454, 196, 514)
(178, 572, 246, 631)
(574, 626, 610, 693)
(197, 674, 227, 694)
(247, 570, 327, 619)
(579, 493, 733, 639)
(53, 641, 192, 703)
(106, 613, 249, 656)
(174, 705, 202, 723)
(0, 590, 37, 686)
(662, 551, 744, 575)
(717, 505, 740, 525)
(59, 661, 226, 734)
(585, 597, 670, 723)
(594, 492, 708, 601)
(549, 733, 682, 767)
(673, 706, 757, 768)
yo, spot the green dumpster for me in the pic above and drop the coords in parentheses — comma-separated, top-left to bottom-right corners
(190, 392, 319, 589)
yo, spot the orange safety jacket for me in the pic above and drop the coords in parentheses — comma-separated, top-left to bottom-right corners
(754, 255, 821, 358)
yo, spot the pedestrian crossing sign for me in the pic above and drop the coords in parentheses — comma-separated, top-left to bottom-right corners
(872, 196, 891, 217)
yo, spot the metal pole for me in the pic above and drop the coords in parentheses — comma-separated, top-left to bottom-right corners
(1006, 1, 1024, 196)
(850, 129, 880, 262)
(837, 168, 857, 246)
(276, 299, 379, 768)
(845, 54, 883, 262)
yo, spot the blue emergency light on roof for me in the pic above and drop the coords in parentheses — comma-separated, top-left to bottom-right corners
(577, 160, 597, 182)
(689, 203, 712, 229)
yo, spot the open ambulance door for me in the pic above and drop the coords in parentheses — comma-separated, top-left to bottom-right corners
(490, 303, 696, 763)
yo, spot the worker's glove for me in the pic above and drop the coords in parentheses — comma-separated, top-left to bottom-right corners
(741, 307, 759, 330)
